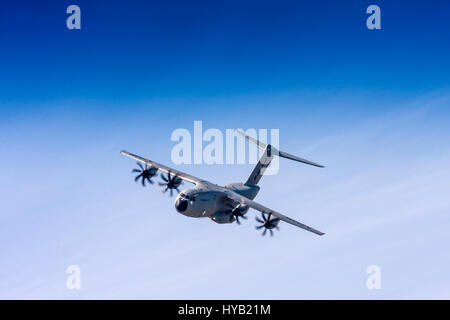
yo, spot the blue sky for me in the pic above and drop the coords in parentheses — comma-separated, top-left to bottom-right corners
(1, 1, 450, 299)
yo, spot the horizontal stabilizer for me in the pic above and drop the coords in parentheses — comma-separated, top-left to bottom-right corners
(236, 130, 324, 168)
(278, 150, 324, 168)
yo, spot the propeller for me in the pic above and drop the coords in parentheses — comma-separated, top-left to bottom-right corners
(255, 213, 280, 236)
(231, 204, 248, 225)
(158, 172, 183, 197)
(132, 162, 158, 186)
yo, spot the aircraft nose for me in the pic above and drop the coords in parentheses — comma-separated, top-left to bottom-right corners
(175, 199, 188, 213)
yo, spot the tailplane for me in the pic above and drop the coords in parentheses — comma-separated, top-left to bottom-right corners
(236, 130, 324, 186)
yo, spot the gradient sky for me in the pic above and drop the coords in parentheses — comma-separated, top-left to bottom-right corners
(1, 0, 450, 299)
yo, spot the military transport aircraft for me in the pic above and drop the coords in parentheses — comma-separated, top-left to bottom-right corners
(121, 131, 325, 236)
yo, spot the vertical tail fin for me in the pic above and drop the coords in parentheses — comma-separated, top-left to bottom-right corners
(245, 145, 273, 185)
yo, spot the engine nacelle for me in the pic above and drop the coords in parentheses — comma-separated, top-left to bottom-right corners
(210, 211, 234, 224)
(268, 216, 280, 227)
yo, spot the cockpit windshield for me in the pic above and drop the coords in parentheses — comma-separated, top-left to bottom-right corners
(180, 193, 196, 202)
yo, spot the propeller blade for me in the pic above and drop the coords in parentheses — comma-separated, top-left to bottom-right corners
(255, 212, 280, 236)
(131, 163, 157, 187)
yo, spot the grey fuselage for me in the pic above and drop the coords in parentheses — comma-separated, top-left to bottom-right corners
(174, 182, 260, 224)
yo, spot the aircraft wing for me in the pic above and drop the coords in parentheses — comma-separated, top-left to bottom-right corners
(221, 189, 325, 236)
(120, 150, 209, 186)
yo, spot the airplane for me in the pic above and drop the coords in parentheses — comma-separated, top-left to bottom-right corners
(121, 131, 325, 236)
